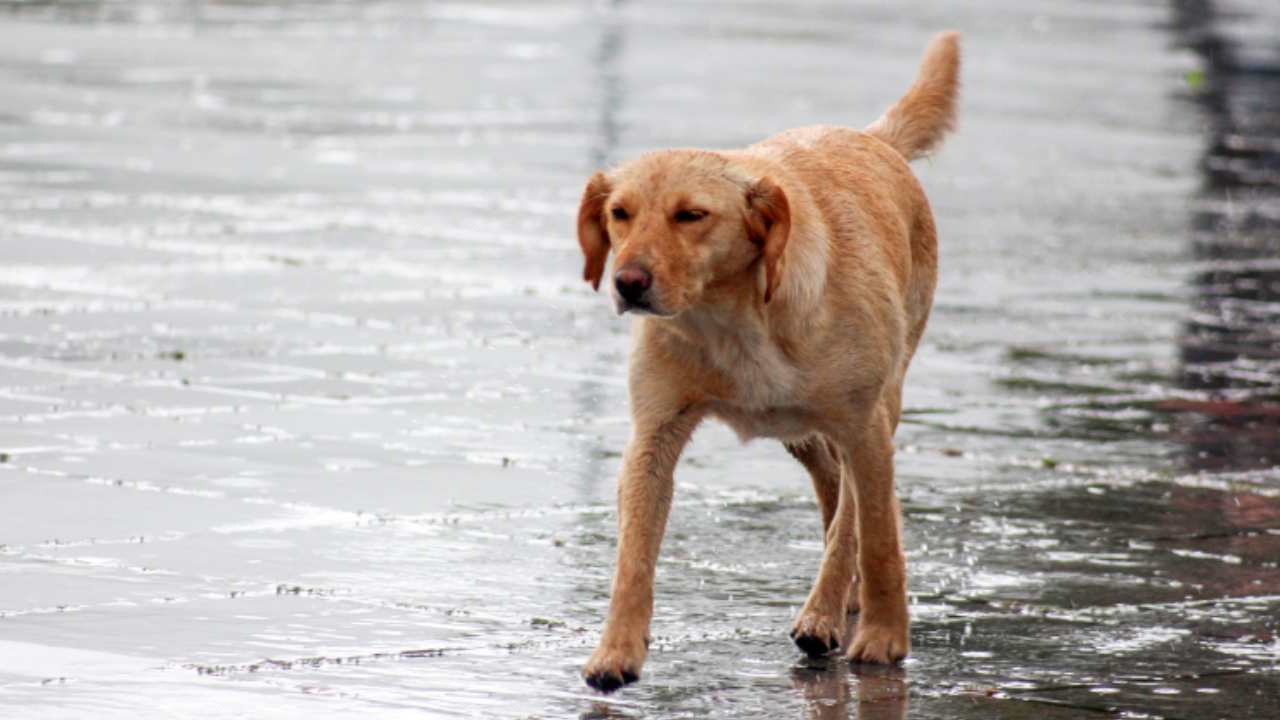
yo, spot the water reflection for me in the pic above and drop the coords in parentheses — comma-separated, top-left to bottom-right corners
(791, 662, 907, 720)
(1170, 0, 1280, 472)
(581, 700, 641, 720)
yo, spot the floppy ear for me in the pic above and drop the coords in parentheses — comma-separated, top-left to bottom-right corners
(745, 177, 791, 303)
(576, 172, 612, 291)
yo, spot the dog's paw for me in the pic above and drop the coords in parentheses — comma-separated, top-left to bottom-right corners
(582, 639, 645, 693)
(790, 609, 844, 657)
(847, 621, 909, 664)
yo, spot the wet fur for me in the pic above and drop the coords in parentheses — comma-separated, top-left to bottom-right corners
(576, 32, 961, 692)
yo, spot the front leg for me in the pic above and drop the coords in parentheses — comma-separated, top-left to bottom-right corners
(583, 404, 702, 692)
(844, 403, 909, 664)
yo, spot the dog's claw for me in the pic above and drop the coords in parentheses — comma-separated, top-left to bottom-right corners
(584, 668, 638, 693)
(582, 638, 644, 694)
(792, 607, 845, 658)
(847, 622, 909, 665)
(793, 632, 839, 658)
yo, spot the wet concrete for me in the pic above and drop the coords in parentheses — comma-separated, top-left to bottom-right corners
(0, 1, 1277, 718)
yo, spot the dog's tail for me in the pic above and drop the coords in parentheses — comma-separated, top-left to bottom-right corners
(865, 31, 960, 161)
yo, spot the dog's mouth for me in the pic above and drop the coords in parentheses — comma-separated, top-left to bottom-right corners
(616, 297, 654, 315)
(614, 296, 673, 318)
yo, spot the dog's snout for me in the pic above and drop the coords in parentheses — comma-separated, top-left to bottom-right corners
(614, 266, 652, 305)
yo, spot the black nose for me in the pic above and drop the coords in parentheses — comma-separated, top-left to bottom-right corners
(614, 266, 652, 305)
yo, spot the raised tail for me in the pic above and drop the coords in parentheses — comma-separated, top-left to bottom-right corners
(865, 31, 960, 161)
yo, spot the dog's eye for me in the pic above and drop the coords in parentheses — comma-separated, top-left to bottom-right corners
(610, 206, 629, 221)
(674, 209, 707, 223)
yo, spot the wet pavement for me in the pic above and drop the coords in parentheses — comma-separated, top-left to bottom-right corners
(0, 1, 1278, 718)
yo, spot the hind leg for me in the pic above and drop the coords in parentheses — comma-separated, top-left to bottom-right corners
(786, 437, 840, 530)
(785, 436, 861, 614)
(882, 379, 905, 432)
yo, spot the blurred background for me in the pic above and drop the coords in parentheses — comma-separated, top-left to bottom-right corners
(0, 1, 1276, 718)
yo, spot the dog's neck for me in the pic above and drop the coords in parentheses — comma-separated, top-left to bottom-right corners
(658, 222, 830, 361)
(767, 216, 829, 320)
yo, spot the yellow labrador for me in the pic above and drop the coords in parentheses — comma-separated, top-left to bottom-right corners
(575, 32, 960, 692)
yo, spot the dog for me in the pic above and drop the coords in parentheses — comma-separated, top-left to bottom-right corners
(574, 32, 960, 692)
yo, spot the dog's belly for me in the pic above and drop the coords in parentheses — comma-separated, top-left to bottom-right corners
(708, 402, 821, 443)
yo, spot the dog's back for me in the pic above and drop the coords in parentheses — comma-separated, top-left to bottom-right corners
(741, 32, 960, 377)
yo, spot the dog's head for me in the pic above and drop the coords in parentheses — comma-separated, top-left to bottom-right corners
(576, 150, 790, 317)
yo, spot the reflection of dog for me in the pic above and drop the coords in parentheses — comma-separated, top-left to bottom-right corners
(576, 32, 961, 692)
(792, 663, 909, 720)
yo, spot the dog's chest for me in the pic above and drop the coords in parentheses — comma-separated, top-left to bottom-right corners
(697, 328, 816, 441)
(710, 339, 795, 407)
